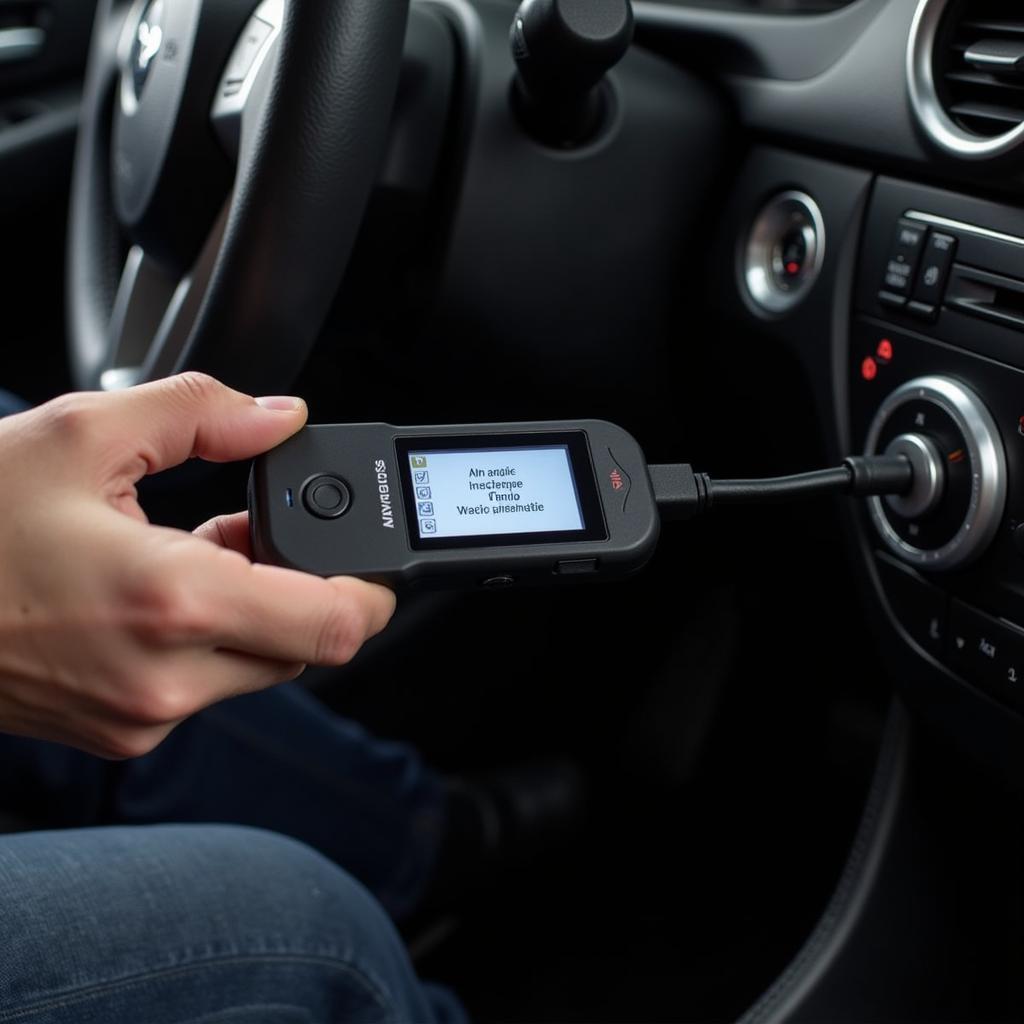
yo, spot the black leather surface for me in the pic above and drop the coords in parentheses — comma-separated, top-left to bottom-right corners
(68, 0, 411, 395)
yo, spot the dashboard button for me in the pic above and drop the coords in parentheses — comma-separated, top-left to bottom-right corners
(949, 601, 1002, 692)
(881, 219, 927, 301)
(911, 232, 956, 312)
(876, 553, 946, 658)
(948, 601, 1024, 709)
(906, 300, 937, 321)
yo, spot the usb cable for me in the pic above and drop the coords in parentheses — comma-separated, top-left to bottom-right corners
(649, 455, 913, 522)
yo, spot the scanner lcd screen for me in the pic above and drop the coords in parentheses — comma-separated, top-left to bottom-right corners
(395, 431, 606, 549)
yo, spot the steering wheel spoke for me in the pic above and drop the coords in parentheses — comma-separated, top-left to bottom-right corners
(103, 246, 175, 389)
(101, 207, 228, 391)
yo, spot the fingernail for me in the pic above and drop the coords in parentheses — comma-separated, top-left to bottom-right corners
(255, 396, 303, 411)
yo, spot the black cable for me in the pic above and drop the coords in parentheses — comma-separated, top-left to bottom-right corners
(650, 455, 913, 522)
(711, 466, 852, 506)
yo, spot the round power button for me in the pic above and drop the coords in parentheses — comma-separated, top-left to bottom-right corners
(302, 475, 352, 520)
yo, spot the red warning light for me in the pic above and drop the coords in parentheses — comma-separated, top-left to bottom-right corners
(876, 338, 893, 363)
(861, 357, 878, 382)
(786, 261, 800, 276)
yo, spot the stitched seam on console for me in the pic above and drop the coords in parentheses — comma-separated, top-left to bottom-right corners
(0, 954, 394, 1023)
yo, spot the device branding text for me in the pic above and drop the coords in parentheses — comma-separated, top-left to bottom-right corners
(375, 459, 395, 528)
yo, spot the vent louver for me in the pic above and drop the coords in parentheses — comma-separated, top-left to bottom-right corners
(938, 1, 1024, 137)
(909, 0, 1024, 159)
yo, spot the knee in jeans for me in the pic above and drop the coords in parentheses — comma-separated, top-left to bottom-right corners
(174, 826, 406, 958)
(2, 825, 408, 990)
(0, 826, 441, 1022)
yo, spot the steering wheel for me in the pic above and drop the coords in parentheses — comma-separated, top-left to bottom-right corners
(67, 0, 409, 395)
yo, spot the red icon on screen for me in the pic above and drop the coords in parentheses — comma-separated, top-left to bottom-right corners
(876, 338, 893, 363)
(861, 357, 878, 382)
(610, 469, 624, 491)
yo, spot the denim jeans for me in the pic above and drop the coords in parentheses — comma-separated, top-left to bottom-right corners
(0, 824, 464, 1022)
(0, 684, 447, 921)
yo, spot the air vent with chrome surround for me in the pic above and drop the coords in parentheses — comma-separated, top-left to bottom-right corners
(908, 0, 1024, 159)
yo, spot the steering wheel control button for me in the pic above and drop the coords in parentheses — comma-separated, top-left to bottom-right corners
(876, 553, 947, 659)
(883, 433, 944, 521)
(743, 192, 825, 316)
(302, 476, 351, 520)
(555, 558, 599, 576)
(865, 376, 1007, 571)
(211, 0, 285, 157)
(223, 16, 273, 93)
(879, 219, 927, 307)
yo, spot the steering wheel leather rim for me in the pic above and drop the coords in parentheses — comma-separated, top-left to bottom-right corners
(67, 0, 410, 395)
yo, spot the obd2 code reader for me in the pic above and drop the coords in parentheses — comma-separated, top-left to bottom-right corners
(249, 420, 914, 590)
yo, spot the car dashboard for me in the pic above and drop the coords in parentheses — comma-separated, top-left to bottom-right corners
(0, 0, 1022, 1020)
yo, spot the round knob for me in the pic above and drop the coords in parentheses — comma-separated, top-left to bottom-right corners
(883, 432, 944, 520)
(510, 0, 634, 146)
(864, 376, 1006, 571)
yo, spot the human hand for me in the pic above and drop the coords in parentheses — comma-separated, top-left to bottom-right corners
(0, 373, 395, 758)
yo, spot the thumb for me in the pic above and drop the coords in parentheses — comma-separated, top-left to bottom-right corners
(100, 373, 308, 477)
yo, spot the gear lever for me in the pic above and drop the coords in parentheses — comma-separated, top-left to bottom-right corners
(510, 0, 634, 146)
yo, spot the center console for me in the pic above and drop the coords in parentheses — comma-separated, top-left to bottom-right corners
(852, 178, 1024, 720)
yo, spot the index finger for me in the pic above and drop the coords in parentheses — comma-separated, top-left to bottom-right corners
(152, 534, 397, 665)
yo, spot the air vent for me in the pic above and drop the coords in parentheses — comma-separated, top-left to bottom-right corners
(908, 0, 1024, 159)
(938, 1, 1024, 136)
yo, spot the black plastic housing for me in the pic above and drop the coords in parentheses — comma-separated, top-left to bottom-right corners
(250, 420, 659, 590)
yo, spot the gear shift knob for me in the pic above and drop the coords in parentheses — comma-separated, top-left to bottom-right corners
(510, 0, 634, 146)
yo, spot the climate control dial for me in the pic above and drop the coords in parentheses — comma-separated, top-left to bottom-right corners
(864, 376, 1006, 571)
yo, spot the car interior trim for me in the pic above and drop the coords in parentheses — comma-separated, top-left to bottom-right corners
(864, 376, 1007, 571)
(739, 700, 912, 1024)
(632, 0, 891, 81)
(905, 210, 1024, 251)
(907, 0, 1024, 160)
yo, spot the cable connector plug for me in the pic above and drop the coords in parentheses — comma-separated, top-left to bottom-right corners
(842, 455, 914, 497)
(646, 464, 711, 522)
